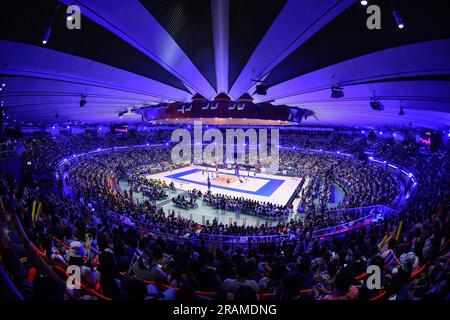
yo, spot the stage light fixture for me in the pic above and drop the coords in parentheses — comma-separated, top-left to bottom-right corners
(79, 95, 87, 107)
(41, 4, 62, 45)
(370, 91, 384, 110)
(42, 26, 51, 44)
(251, 78, 268, 95)
(370, 100, 384, 110)
(360, 0, 368, 5)
(331, 85, 344, 98)
(393, 9, 405, 29)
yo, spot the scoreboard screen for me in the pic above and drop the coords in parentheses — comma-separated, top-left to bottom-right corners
(418, 130, 441, 150)
(111, 125, 128, 135)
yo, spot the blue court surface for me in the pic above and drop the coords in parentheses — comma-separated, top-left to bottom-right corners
(147, 165, 303, 205)
(166, 168, 285, 196)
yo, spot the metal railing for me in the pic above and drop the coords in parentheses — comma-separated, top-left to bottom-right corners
(311, 205, 398, 239)
(107, 210, 291, 247)
(107, 205, 398, 245)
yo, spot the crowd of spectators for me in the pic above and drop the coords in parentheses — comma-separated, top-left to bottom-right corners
(203, 192, 290, 220)
(22, 130, 170, 175)
(17, 130, 406, 230)
(0, 129, 447, 301)
(280, 151, 399, 211)
(172, 191, 200, 209)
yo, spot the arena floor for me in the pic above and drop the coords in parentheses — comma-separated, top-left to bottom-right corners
(145, 165, 304, 206)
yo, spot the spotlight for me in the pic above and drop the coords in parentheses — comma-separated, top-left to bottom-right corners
(399, 106, 405, 116)
(393, 9, 405, 29)
(1, 83, 5, 87)
(67, 15, 73, 21)
(331, 85, 344, 98)
(370, 100, 384, 111)
(79, 95, 87, 107)
(360, 0, 368, 5)
(370, 91, 384, 110)
(42, 26, 51, 44)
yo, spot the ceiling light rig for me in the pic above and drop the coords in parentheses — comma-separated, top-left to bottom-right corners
(393, 9, 405, 29)
(42, 4, 62, 45)
(79, 95, 87, 107)
(389, 0, 406, 29)
(370, 90, 384, 111)
(330, 76, 344, 99)
(135, 93, 315, 125)
(251, 79, 269, 96)
(42, 26, 52, 45)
